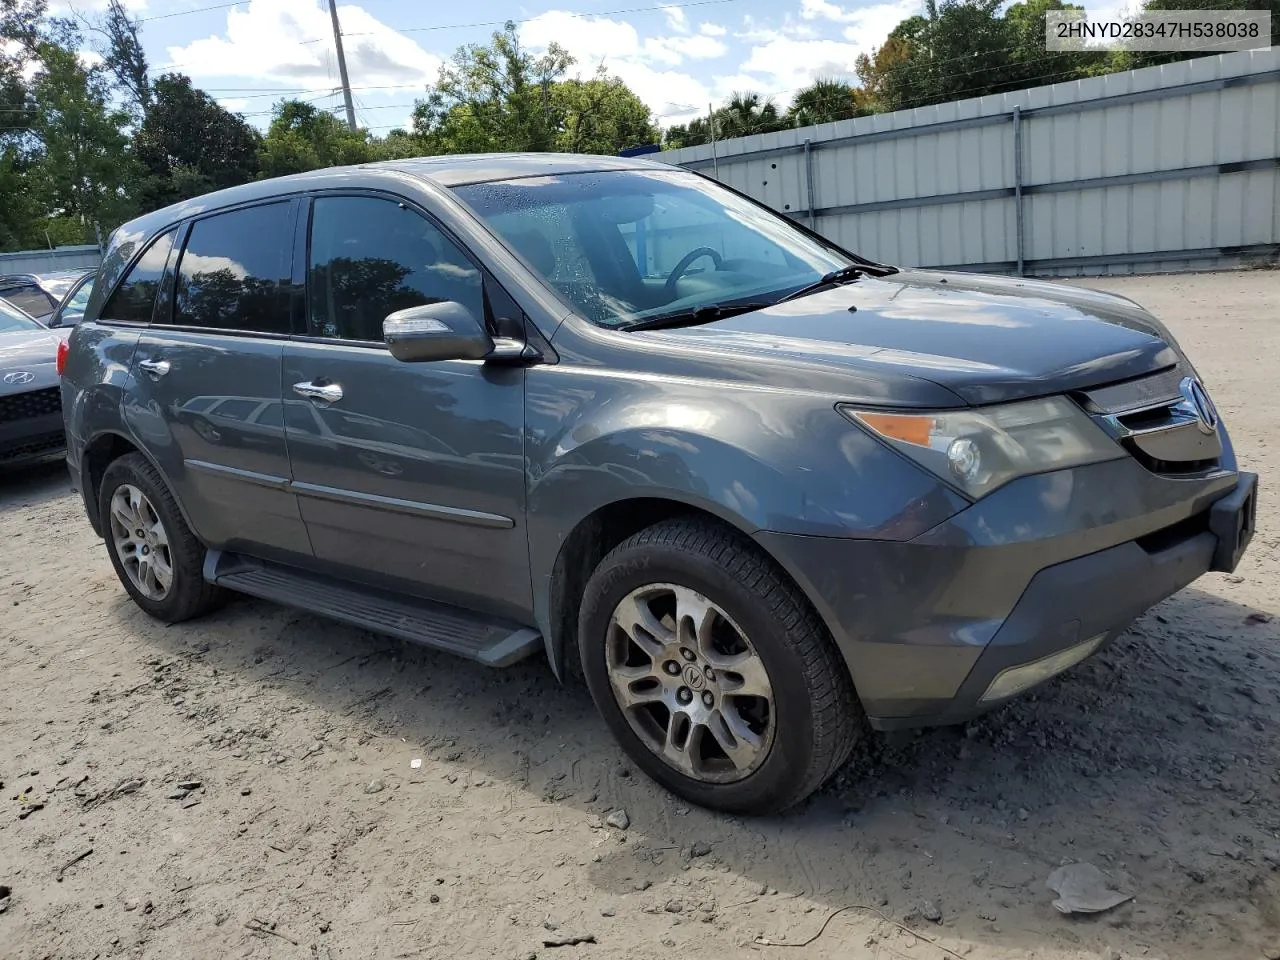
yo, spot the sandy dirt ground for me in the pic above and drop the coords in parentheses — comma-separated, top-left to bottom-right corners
(1, 270, 1277, 960)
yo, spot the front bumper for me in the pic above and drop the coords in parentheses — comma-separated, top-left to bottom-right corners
(0, 408, 65, 467)
(757, 457, 1257, 730)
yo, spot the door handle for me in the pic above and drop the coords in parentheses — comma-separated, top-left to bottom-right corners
(138, 358, 170, 379)
(293, 380, 344, 404)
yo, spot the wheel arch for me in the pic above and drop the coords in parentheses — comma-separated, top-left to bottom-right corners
(80, 431, 195, 539)
(539, 496, 857, 701)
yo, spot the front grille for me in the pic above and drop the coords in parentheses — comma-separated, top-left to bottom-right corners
(1079, 365, 1226, 477)
(1079, 365, 1184, 415)
(0, 430, 65, 462)
(0, 387, 61, 424)
(1123, 441, 1220, 477)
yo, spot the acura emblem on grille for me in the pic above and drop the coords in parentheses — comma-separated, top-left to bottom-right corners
(3, 371, 35, 385)
(1179, 377, 1218, 435)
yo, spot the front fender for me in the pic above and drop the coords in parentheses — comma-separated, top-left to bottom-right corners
(523, 368, 968, 667)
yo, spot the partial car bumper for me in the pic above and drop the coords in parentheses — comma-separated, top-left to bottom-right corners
(0, 407, 65, 466)
(757, 456, 1257, 730)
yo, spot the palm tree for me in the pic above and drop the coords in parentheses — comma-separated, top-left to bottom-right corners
(786, 77, 867, 127)
(715, 91, 783, 139)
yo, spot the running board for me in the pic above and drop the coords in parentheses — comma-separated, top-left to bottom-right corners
(204, 551, 542, 667)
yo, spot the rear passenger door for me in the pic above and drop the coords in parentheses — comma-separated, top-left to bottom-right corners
(122, 200, 313, 562)
(282, 193, 529, 619)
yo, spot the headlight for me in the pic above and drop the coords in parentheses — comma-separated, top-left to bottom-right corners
(839, 396, 1123, 499)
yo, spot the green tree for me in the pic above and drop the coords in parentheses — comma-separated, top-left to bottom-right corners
(662, 91, 787, 150)
(94, 0, 151, 120)
(717, 91, 784, 138)
(259, 99, 378, 177)
(412, 23, 658, 156)
(551, 71, 658, 154)
(372, 128, 424, 160)
(662, 117, 709, 149)
(133, 74, 261, 212)
(855, 0, 1100, 113)
(414, 22, 572, 154)
(27, 40, 136, 239)
(786, 77, 871, 127)
(1111, 0, 1280, 71)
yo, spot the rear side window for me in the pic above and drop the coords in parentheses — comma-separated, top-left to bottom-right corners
(2, 285, 55, 318)
(100, 228, 178, 324)
(307, 196, 483, 342)
(172, 202, 293, 334)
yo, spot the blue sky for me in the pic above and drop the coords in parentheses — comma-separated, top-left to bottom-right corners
(55, 0, 1129, 132)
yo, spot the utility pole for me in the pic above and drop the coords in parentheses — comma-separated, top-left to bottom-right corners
(327, 0, 357, 131)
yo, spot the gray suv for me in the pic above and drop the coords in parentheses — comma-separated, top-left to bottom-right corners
(60, 154, 1257, 813)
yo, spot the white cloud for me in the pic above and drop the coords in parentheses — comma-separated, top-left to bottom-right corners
(661, 5, 689, 32)
(164, 0, 440, 89)
(799, 0, 921, 50)
(731, 0, 918, 94)
(521, 11, 729, 125)
(77, 49, 105, 70)
(698, 22, 727, 37)
(738, 36, 867, 92)
(642, 34, 727, 66)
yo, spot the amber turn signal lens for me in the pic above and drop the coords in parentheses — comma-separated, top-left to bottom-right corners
(853, 411, 934, 447)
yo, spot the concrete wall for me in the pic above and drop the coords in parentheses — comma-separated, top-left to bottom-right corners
(660, 49, 1280, 276)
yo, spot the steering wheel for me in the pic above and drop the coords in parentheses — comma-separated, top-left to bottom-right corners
(664, 247, 723, 297)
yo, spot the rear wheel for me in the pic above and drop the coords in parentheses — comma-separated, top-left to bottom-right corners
(578, 517, 860, 814)
(99, 453, 224, 622)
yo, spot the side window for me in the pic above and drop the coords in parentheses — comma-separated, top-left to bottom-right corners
(100, 228, 178, 323)
(307, 196, 483, 342)
(172, 202, 293, 333)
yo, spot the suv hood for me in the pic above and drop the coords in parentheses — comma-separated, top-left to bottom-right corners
(648, 269, 1179, 406)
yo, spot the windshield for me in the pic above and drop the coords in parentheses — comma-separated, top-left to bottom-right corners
(453, 169, 852, 329)
(0, 298, 41, 333)
(63, 276, 93, 313)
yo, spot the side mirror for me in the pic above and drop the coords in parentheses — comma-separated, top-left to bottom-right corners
(383, 301, 493, 363)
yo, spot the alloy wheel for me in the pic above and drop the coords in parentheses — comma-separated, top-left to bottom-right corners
(606, 583, 775, 783)
(108, 483, 173, 601)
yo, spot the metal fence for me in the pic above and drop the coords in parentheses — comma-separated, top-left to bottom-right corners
(0, 245, 101, 276)
(660, 48, 1280, 276)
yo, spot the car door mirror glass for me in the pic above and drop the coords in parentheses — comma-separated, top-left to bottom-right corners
(383, 301, 494, 363)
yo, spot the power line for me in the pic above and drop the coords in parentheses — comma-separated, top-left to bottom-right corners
(138, 1, 243, 23)
(337, 0, 748, 38)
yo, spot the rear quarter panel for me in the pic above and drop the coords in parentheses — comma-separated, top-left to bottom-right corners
(61, 322, 142, 504)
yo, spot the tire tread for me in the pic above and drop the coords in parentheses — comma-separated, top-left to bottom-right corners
(593, 516, 861, 811)
(100, 453, 224, 623)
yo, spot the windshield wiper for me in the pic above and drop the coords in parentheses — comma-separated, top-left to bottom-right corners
(623, 301, 775, 331)
(775, 265, 867, 304)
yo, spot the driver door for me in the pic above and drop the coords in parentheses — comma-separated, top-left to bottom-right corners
(283, 193, 530, 621)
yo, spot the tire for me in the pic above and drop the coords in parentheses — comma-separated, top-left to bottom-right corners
(578, 517, 860, 814)
(98, 452, 224, 623)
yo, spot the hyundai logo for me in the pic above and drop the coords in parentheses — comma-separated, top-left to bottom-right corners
(1179, 376, 1218, 435)
(3, 371, 35, 385)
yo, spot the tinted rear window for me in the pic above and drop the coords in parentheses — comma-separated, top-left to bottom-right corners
(172, 203, 293, 334)
(1, 286, 55, 319)
(100, 228, 178, 324)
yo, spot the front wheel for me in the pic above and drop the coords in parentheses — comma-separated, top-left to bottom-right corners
(578, 518, 861, 814)
(99, 453, 224, 623)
